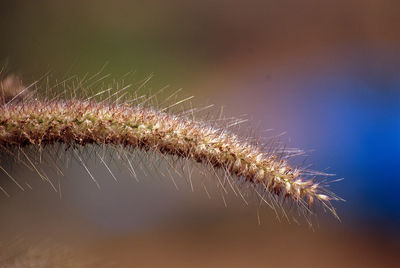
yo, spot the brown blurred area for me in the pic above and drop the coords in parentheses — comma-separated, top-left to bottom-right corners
(1, 0, 400, 267)
(1, 0, 399, 88)
(1, 214, 399, 268)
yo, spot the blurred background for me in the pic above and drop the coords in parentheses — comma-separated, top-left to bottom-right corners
(0, 0, 399, 267)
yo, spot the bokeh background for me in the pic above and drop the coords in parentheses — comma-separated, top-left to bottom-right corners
(0, 0, 399, 267)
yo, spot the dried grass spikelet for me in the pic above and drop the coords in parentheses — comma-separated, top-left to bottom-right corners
(0, 74, 342, 222)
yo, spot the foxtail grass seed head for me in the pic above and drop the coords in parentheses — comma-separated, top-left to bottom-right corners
(0, 74, 342, 223)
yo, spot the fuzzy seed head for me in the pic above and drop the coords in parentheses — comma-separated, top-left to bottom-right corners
(0, 75, 342, 221)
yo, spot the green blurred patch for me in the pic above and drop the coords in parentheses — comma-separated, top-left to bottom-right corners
(0, 0, 212, 91)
